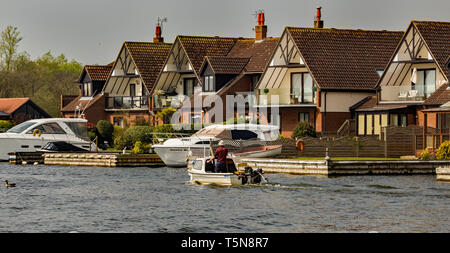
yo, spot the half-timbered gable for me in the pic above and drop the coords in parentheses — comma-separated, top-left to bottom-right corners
(103, 42, 172, 111)
(354, 21, 450, 138)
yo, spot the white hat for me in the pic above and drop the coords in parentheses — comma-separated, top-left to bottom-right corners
(218, 140, 224, 146)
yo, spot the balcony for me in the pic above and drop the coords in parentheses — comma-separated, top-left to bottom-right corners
(380, 85, 435, 102)
(106, 96, 149, 110)
(255, 88, 315, 106)
(153, 94, 188, 109)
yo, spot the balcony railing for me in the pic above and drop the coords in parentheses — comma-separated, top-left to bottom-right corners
(256, 88, 316, 106)
(106, 96, 149, 110)
(380, 85, 435, 102)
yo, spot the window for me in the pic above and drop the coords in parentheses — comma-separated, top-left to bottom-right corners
(291, 73, 316, 103)
(113, 117, 124, 128)
(204, 75, 214, 92)
(7, 121, 36, 133)
(184, 78, 195, 97)
(231, 130, 258, 140)
(413, 69, 436, 98)
(299, 112, 309, 123)
(390, 114, 407, 127)
(83, 82, 93, 97)
(27, 123, 66, 134)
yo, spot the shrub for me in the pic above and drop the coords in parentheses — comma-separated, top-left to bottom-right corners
(113, 125, 125, 149)
(435, 141, 450, 160)
(133, 118, 149, 126)
(419, 149, 432, 160)
(0, 120, 12, 132)
(96, 120, 114, 144)
(130, 141, 152, 154)
(291, 122, 316, 140)
(121, 125, 154, 149)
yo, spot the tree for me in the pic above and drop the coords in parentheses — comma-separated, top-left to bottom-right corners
(291, 122, 317, 140)
(156, 107, 176, 124)
(0, 25, 23, 71)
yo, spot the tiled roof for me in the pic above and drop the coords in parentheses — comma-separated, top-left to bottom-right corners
(0, 98, 30, 114)
(353, 96, 409, 112)
(124, 41, 172, 91)
(412, 21, 450, 81)
(423, 82, 450, 105)
(60, 94, 104, 112)
(227, 37, 280, 72)
(286, 27, 404, 90)
(85, 64, 114, 81)
(203, 56, 250, 74)
(177, 36, 245, 74)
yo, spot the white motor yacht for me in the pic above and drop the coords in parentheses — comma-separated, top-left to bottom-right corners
(153, 124, 279, 167)
(0, 118, 95, 161)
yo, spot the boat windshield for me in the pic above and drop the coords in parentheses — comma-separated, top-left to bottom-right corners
(6, 121, 36, 133)
(65, 121, 90, 141)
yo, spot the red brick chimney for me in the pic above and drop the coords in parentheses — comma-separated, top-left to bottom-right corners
(153, 25, 164, 43)
(255, 10, 267, 40)
(314, 6, 324, 28)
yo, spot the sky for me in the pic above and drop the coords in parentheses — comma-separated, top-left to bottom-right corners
(0, 0, 449, 65)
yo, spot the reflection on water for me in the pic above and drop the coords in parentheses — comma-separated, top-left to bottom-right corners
(0, 163, 449, 232)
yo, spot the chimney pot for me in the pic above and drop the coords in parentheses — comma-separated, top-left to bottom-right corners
(255, 10, 267, 40)
(153, 25, 164, 43)
(314, 6, 324, 28)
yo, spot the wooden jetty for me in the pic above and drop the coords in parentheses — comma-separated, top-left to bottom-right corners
(233, 157, 450, 176)
(9, 152, 45, 165)
(436, 167, 450, 181)
(43, 153, 165, 167)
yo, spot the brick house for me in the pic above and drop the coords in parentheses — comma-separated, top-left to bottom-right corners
(60, 63, 113, 125)
(151, 11, 279, 125)
(353, 21, 449, 144)
(254, 8, 404, 138)
(0, 98, 51, 123)
(352, 21, 450, 150)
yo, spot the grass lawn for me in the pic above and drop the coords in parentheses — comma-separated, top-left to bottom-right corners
(287, 157, 413, 161)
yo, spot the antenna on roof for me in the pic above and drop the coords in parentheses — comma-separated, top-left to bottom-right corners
(154, 17, 167, 43)
(157, 17, 168, 30)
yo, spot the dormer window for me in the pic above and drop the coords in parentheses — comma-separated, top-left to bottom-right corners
(82, 82, 93, 97)
(204, 75, 214, 92)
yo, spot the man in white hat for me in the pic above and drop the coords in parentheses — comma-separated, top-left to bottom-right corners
(211, 140, 228, 173)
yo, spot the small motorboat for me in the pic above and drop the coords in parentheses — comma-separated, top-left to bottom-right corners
(187, 157, 266, 186)
(230, 145, 282, 158)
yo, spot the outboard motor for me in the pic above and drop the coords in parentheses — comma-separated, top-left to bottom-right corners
(240, 166, 266, 185)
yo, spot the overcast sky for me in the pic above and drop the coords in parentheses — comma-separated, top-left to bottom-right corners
(0, 0, 448, 65)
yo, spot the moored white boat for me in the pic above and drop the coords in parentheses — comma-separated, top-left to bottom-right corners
(0, 118, 95, 161)
(230, 145, 282, 158)
(153, 124, 280, 167)
(187, 157, 266, 186)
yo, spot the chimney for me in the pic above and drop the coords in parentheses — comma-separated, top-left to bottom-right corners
(153, 25, 164, 43)
(255, 10, 267, 41)
(314, 6, 324, 28)
(153, 17, 166, 43)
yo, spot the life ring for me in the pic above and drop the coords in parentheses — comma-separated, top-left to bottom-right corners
(33, 129, 42, 137)
(296, 139, 305, 151)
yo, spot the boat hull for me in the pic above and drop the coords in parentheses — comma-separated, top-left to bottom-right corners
(188, 170, 243, 186)
(153, 146, 190, 167)
(231, 145, 282, 158)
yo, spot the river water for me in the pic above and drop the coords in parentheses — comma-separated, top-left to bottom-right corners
(0, 163, 449, 233)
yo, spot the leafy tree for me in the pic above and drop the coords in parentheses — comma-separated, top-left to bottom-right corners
(0, 25, 22, 71)
(156, 107, 176, 124)
(96, 120, 114, 145)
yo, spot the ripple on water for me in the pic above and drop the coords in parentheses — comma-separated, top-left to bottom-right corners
(0, 164, 449, 232)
